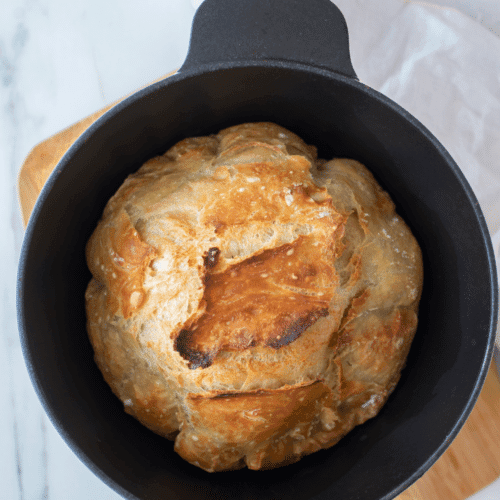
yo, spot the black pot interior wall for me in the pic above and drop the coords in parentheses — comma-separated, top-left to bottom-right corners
(20, 65, 494, 500)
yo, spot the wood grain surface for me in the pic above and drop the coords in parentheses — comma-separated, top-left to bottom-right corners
(16, 73, 500, 500)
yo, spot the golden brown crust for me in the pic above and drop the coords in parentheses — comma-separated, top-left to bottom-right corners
(86, 209, 157, 319)
(173, 234, 339, 368)
(176, 380, 334, 471)
(85, 122, 423, 472)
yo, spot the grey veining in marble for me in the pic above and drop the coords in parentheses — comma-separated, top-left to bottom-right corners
(2, 0, 500, 499)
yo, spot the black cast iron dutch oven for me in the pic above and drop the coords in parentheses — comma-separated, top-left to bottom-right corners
(17, 0, 498, 499)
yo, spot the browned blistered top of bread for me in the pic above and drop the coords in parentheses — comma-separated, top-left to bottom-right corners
(85, 122, 423, 472)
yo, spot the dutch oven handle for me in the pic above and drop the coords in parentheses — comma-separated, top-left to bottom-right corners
(179, 0, 358, 80)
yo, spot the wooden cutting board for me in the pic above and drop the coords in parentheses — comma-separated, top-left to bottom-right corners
(16, 72, 500, 500)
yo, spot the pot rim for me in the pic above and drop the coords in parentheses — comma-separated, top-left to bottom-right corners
(17, 58, 498, 500)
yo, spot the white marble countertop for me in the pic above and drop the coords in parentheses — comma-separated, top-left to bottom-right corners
(2, 0, 500, 498)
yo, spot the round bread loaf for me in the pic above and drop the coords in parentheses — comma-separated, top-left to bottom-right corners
(85, 122, 423, 472)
